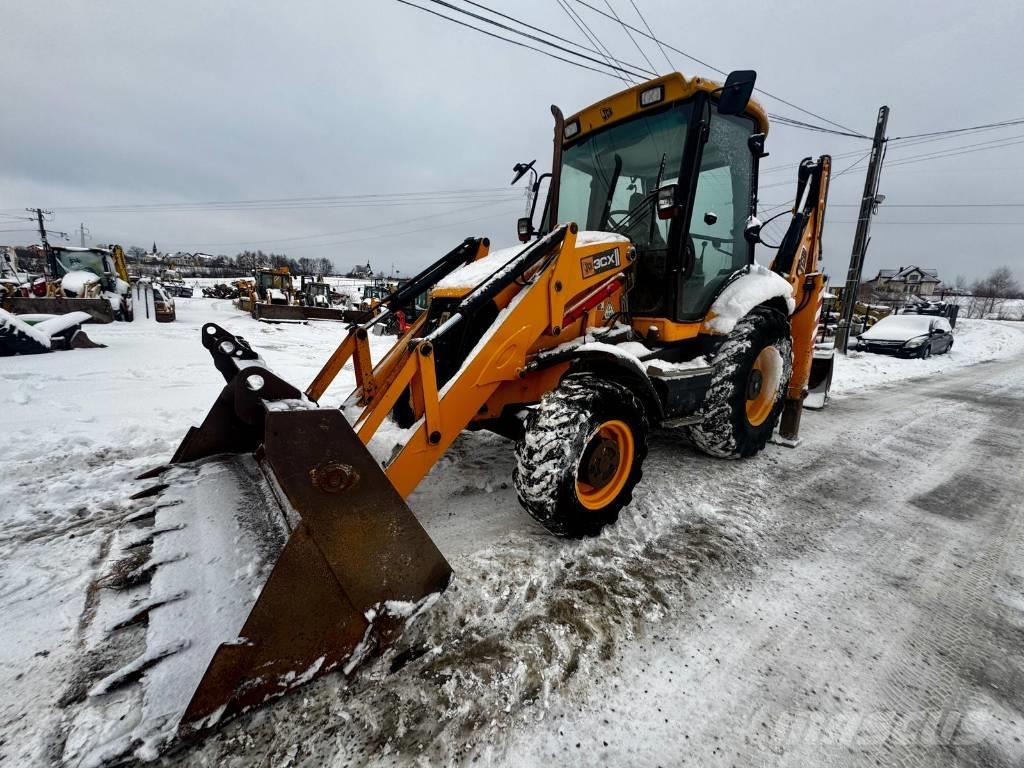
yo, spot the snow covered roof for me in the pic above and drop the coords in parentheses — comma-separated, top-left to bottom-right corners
(892, 265, 938, 279)
(872, 266, 940, 282)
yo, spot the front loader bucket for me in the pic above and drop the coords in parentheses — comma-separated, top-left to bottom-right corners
(68, 324, 452, 758)
(804, 347, 835, 410)
(251, 302, 307, 323)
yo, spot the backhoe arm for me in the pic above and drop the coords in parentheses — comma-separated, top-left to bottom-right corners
(770, 155, 831, 442)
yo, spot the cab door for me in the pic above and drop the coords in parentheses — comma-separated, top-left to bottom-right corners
(676, 112, 757, 321)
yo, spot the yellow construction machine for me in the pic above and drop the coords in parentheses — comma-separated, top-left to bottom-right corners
(79, 70, 834, 757)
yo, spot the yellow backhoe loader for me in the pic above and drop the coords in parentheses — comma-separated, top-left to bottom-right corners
(74, 70, 834, 760)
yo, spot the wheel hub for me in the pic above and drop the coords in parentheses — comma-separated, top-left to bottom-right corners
(746, 369, 764, 400)
(582, 438, 621, 489)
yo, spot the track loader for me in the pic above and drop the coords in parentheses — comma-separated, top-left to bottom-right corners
(74, 70, 834, 760)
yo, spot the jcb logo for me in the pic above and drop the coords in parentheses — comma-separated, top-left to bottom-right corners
(580, 248, 620, 279)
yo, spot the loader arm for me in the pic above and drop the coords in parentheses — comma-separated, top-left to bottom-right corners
(307, 224, 629, 499)
(122, 226, 633, 741)
(770, 155, 832, 441)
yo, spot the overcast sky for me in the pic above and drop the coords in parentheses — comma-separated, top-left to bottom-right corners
(2, 0, 1022, 285)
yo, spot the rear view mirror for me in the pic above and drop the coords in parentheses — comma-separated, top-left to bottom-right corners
(718, 70, 757, 116)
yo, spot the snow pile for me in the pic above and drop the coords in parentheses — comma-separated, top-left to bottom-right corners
(0, 308, 52, 350)
(34, 310, 93, 337)
(574, 230, 630, 246)
(832, 319, 1024, 397)
(704, 264, 795, 334)
(59, 270, 100, 296)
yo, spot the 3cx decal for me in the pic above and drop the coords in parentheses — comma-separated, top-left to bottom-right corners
(580, 248, 620, 279)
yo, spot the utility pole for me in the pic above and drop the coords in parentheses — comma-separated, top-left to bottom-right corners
(28, 207, 57, 278)
(78, 222, 90, 247)
(836, 106, 889, 354)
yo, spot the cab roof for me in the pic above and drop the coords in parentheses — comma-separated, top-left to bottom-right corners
(563, 72, 769, 143)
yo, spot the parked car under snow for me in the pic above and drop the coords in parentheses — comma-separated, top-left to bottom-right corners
(856, 314, 954, 358)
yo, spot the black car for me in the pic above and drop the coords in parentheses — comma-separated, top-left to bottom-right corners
(856, 313, 954, 358)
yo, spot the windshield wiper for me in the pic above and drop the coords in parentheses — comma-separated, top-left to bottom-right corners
(606, 153, 668, 239)
(648, 153, 668, 243)
(607, 190, 657, 235)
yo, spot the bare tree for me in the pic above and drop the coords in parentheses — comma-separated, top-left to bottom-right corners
(970, 266, 1022, 317)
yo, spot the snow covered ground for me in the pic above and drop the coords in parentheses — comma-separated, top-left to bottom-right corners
(831, 318, 1024, 397)
(1, 300, 1023, 767)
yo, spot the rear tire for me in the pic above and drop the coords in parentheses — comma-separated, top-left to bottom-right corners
(514, 375, 647, 538)
(687, 307, 792, 458)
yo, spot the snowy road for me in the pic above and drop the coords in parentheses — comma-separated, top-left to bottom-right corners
(1, 302, 1023, 766)
(511, 354, 1024, 768)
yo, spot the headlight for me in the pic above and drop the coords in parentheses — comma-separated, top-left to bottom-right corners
(904, 336, 927, 348)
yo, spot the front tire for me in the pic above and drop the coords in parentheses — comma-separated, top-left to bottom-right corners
(687, 307, 793, 458)
(514, 376, 648, 538)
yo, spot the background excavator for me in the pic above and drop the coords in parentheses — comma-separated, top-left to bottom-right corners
(72, 69, 835, 761)
(2, 243, 133, 323)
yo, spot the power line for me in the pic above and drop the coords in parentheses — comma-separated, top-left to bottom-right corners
(884, 133, 1024, 168)
(553, 0, 631, 85)
(458, 0, 644, 82)
(758, 151, 870, 216)
(37, 197, 525, 215)
(568, 0, 866, 136)
(394, 0, 863, 137)
(9, 187, 523, 214)
(175, 199, 517, 248)
(890, 117, 1024, 141)
(410, 0, 652, 80)
(829, 202, 1024, 208)
(392, 0, 630, 79)
(629, 0, 673, 71)
(256, 202, 524, 252)
(829, 220, 1024, 226)
(602, 0, 658, 75)
(767, 114, 872, 140)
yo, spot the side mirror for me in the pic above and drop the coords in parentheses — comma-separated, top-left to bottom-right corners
(517, 216, 533, 243)
(511, 160, 536, 187)
(718, 70, 757, 116)
(656, 183, 683, 220)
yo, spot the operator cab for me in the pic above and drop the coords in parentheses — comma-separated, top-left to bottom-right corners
(524, 71, 766, 341)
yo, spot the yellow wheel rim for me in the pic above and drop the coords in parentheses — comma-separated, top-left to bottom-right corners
(575, 420, 635, 511)
(745, 346, 783, 427)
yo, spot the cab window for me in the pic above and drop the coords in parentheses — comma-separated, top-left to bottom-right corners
(678, 113, 754, 318)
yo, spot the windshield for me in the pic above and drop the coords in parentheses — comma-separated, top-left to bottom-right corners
(557, 103, 691, 249)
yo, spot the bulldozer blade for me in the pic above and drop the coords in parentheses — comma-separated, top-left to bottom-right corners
(804, 347, 835, 410)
